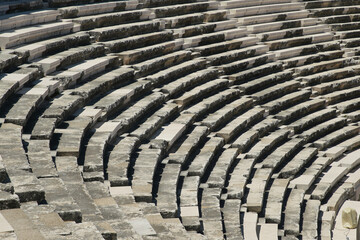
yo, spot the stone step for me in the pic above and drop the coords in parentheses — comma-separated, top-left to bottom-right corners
(119, 39, 183, 65)
(132, 50, 193, 78)
(299, 64, 359, 85)
(193, 35, 258, 57)
(71, 9, 153, 31)
(310, 5, 360, 17)
(206, 148, 238, 188)
(11, 32, 90, 61)
(228, 62, 282, 83)
(243, 212, 258, 240)
(231, 118, 279, 151)
(0, 0, 43, 15)
(187, 136, 224, 177)
(257, 24, 330, 42)
(216, 107, 265, 143)
(283, 188, 305, 236)
(219, 0, 292, 9)
(287, 108, 337, 134)
(330, 21, 360, 31)
(279, 147, 318, 179)
(294, 57, 352, 77)
(0, 208, 46, 239)
(237, 10, 309, 26)
(167, 125, 208, 165)
(32, 44, 106, 75)
(335, 98, 360, 113)
(130, 103, 178, 141)
(183, 28, 249, 49)
(161, 68, 219, 98)
(311, 166, 349, 200)
(103, 30, 173, 53)
(229, 3, 305, 18)
(251, 80, 300, 104)
(320, 13, 360, 25)
(246, 128, 290, 160)
(0, 21, 74, 49)
(153, 1, 217, 18)
(298, 117, 347, 142)
(222, 199, 243, 239)
(259, 223, 278, 240)
(336, 28, 360, 39)
(56, 116, 95, 158)
(275, 98, 326, 124)
(154, 122, 187, 149)
(322, 85, 360, 105)
(174, 78, 229, 108)
(4, 86, 49, 126)
(261, 137, 304, 168)
(157, 162, 182, 218)
(107, 136, 139, 187)
(59, 1, 139, 18)
(71, 66, 134, 102)
(247, 18, 317, 34)
(313, 74, 360, 94)
(172, 19, 238, 38)
(239, 70, 292, 94)
(38, 177, 82, 222)
(304, 0, 360, 9)
(265, 32, 334, 51)
(218, 53, 274, 75)
(313, 125, 360, 150)
(262, 90, 311, 114)
(92, 80, 150, 119)
(111, 91, 165, 134)
(201, 97, 253, 131)
(146, 58, 206, 86)
(162, 10, 227, 29)
(206, 44, 269, 66)
(0, 9, 59, 32)
(227, 155, 255, 199)
(179, 175, 201, 231)
(273, 40, 340, 60)
(246, 168, 273, 213)
(283, 49, 345, 69)
(265, 178, 289, 223)
(89, 19, 164, 42)
(184, 88, 241, 121)
(201, 188, 223, 239)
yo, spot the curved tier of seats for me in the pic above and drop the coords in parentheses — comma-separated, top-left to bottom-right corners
(0, 0, 360, 239)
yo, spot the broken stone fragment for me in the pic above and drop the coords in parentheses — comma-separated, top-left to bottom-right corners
(342, 208, 358, 229)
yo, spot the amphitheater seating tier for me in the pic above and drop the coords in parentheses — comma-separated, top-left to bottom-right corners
(0, 0, 360, 239)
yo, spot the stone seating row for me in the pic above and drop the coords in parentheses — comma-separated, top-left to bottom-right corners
(183, 28, 249, 50)
(0, 67, 40, 109)
(238, 10, 309, 26)
(218, 53, 275, 75)
(157, 126, 208, 218)
(3, 55, 118, 128)
(283, 49, 345, 69)
(229, 2, 304, 19)
(0, 0, 43, 15)
(246, 137, 304, 214)
(59, 0, 138, 18)
(0, 124, 44, 204)
(0, 21, 75, 49)
(231, 117, 279, 152)
(200, 187, 223, 239)
(0, 9, 59, 32)
(274, 40, 340, 61)
(56, 155, 144, 239)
